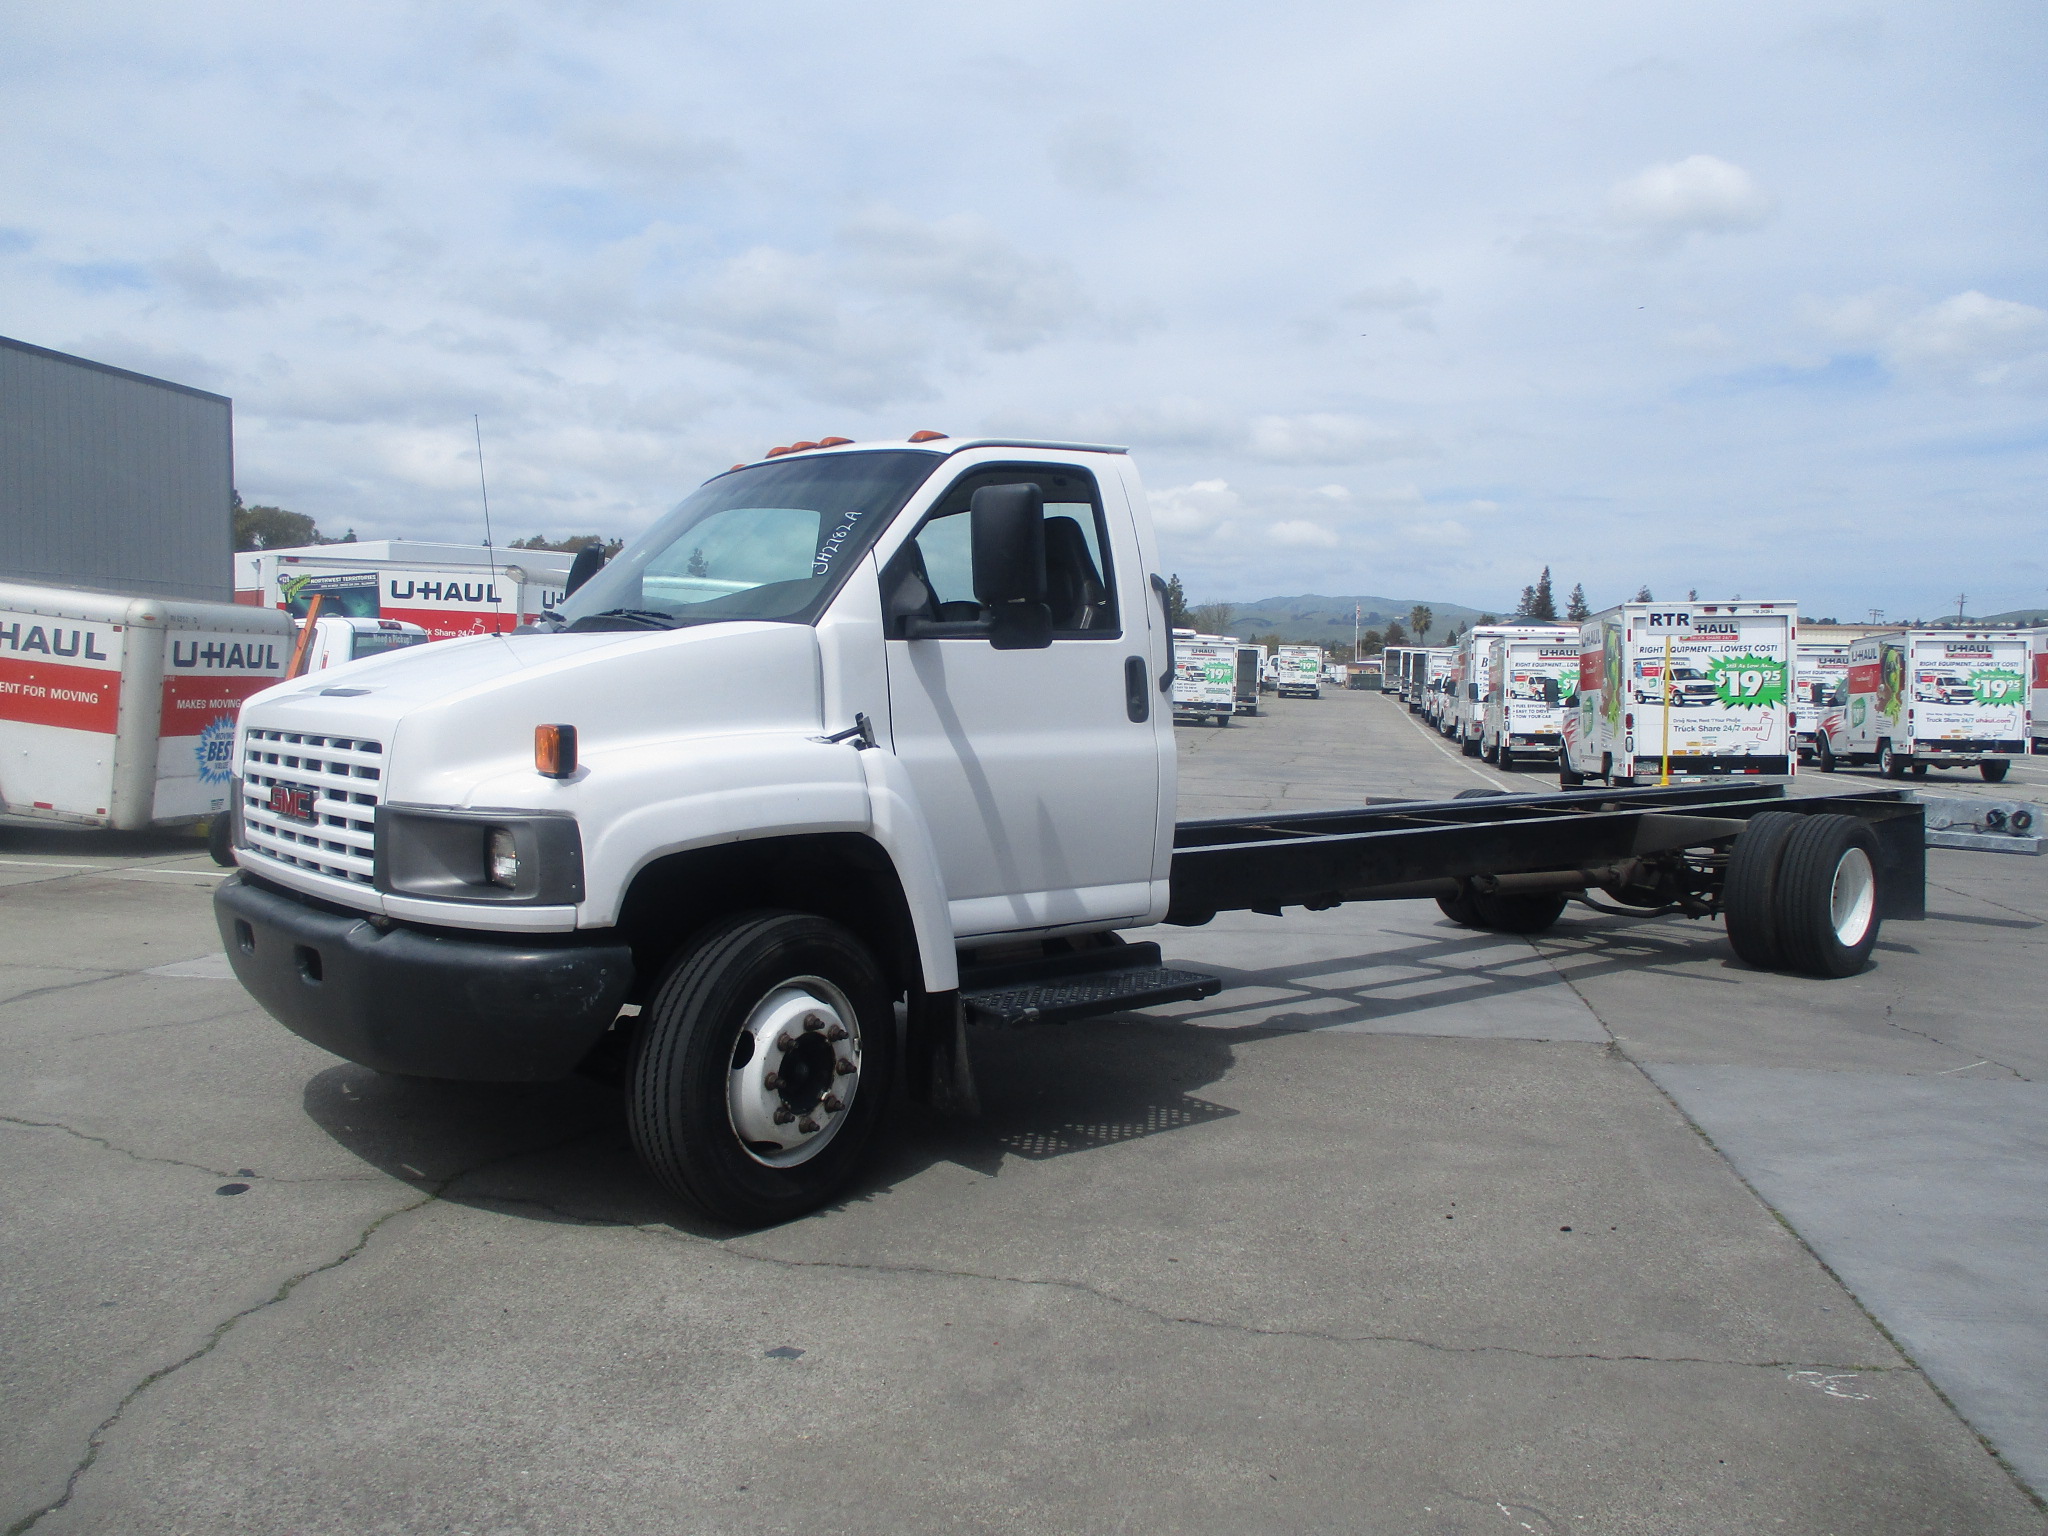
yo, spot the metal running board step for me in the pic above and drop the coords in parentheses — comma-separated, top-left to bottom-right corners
(958, 940, 1222, 1027)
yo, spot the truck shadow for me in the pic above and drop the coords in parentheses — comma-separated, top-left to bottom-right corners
(297, 1017, 1242, 1235)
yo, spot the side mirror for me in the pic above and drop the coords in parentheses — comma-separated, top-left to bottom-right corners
(971, 483, 1050, 651)
(565, 542, 606, 596)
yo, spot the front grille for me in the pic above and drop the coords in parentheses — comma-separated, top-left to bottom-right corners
(241, 728, 384, 885)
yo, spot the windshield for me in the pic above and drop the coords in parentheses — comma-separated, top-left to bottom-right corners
(555, 449, 942, 631)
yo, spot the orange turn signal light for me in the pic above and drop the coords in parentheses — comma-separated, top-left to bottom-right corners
(908, 429, 948, 442)
(535, 723, 578, 779)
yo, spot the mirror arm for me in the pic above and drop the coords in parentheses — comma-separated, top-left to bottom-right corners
(901, 616, 992, 641)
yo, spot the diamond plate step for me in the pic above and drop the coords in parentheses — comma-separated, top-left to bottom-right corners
(962, 963, 1222, 1027)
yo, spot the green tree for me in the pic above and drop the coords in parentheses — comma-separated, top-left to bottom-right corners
(1360, 628, 1384, 655)
(1188, 600, 1236, 636)
(1382, 617, 1408, 647)
(1530, 566, 1557, 621)
(233, 493, 322, 551)
(1634, 585, 1653, 603)
(1565, 583, 1590, 621)
(512, 533, 626, 557)
(1408, 604, 1433, 643)
(1163, 573, 1190, 627)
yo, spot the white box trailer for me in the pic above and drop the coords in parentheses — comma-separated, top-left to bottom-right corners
(1422, 649, 1455, 725)
(1480, 631, 1582, 770)
(1274, 645, 1323, 698)
(1562, 601, 1795, 786)
(1450, 625, 1575, 755)
(1377, 647, 1411, 693)
(1172, 635, 1238, 725)
(1817, 630, 2028, 782)
(1234, 644, 1265, 715)
(1792, 638, 1854, 763)
(2032, 632, 2048, 755)
(235, 541, 574, 640)
(0, 580, 294, 828)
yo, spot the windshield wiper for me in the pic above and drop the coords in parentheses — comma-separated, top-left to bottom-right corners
(575, 608, 682, 630)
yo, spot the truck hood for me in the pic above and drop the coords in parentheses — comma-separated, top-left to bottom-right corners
(238, 623, 825, 807)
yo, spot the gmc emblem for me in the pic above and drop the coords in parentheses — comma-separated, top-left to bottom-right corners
(268, 784, 316, 822)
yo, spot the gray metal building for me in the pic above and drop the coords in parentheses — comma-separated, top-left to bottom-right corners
(1, 335, 233, 603)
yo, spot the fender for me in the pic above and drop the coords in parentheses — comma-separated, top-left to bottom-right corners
(855, 745, 958, 993)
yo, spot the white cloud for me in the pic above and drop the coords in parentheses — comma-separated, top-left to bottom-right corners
(1811, 288, 2048, 388)
(1268, 519, 1342, 548)
(1606, 154, 1777, 236)
(1048, 115, 1152, 197)
(840, 208, 1091, 351)
(1246, 413, 1431, 464)
(561, 115, 738, 194)
(1149, 479, 1242, 537)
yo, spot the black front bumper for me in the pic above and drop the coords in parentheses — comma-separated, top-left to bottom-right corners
(214, 874, 635, 1082)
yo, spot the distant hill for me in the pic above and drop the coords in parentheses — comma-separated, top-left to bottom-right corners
(1215, 593, 1505, 645)
(1976, 609, 2048, 626)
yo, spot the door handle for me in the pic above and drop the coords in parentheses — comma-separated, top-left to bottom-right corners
(1124, 656, 1150, 722)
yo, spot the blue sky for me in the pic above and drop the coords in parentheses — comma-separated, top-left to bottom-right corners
(4, 1, 2045, 618)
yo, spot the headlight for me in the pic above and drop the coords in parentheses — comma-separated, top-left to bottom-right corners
(487, 827, 520, 887)
(374, 807, 584, 905)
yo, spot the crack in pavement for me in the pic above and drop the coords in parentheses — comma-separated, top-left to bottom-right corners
(1927, 878, 2047, 928)
(0, 972, 129, 1010)
(0, 1114, 382, 1185)
(3, 1131, 601, 1536)
(706, 1241, 1907, 1374)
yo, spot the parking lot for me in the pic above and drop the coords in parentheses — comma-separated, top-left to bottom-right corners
(4, 687, 2045, 1533)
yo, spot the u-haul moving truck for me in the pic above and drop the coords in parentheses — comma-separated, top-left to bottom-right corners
(1820, 630, 2027, 782)
(1792, 638, 1854, 763)
(1172, 633, 1238, 725)
(2032, 632, 2048, 756)
(1234, 644, 1264, 715)
(1422, 649, 1455, 726)
(1274, 645, 1323, 698)
(1450, 625, 1575, 755)
(0, 580, 295, 829)
(1561, 601, 1795, 786)
(235, 541, 575, 641)
(1480, 631, 1581, 770)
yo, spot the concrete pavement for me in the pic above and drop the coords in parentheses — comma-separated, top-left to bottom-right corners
(2, 699, 2042, 1533)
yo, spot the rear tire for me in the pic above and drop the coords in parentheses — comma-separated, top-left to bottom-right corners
(1879, 742, 1906, 779)
(1723, 811, 1804, 970)
(1815, 735, 1837, 774)
(1773, 815, 1882, 978)
(1462, 733, 1479, 758)
(1982, 760, 2010, 783)
(1559, 759, 1585, 788)
(627, 911, 894, 1228)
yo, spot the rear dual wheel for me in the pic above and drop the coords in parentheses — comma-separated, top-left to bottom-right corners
(1724, 813, 1881, 978)
(628, 911, 893, 1227)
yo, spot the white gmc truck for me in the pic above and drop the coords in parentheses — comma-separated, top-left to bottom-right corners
(217, 437, 1926, 1226)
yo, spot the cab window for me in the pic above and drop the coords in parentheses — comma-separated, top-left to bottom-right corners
(885, 463, 1119, 638)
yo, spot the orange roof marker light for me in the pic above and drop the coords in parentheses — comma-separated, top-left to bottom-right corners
(787, 441, 820, 452)
(764, 446, 793, 457)
(817, 436, 853, 447)
(908, 430, 949, 442)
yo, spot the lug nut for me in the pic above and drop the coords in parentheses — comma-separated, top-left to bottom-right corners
(797, 1117, 820, 1134)
(773, 1106, 795, 1125)
(822, 1094, 844, 1114)
(834, 1058, 857, 1076)
(776, 1032, 798, 1052)
(762, 1071, 780, 1091)
(825, 1024, 849, 1042)
(802, 1014, 825, 1032)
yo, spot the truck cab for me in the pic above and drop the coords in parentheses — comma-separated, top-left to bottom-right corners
(217, 438, 1180, 1223)
(297, 615, 431, 672)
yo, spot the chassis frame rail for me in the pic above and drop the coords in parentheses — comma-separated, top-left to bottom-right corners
(1166, 783, 1923, 925)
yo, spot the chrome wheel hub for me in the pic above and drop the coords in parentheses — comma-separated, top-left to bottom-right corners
(727, 977, 862, 1168)
(1829, 847, 1876, 947)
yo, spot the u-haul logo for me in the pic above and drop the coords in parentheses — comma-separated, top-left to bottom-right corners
(1943, 644, 1992, 658)
(1692, 620, 1741, 636)
(0, 622, 112, 661)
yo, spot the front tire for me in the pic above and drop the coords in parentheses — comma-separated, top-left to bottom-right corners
(1983, 760, 2010, 783)
(1815, 735, 1837, 773)
(628, 911, 894, 1227)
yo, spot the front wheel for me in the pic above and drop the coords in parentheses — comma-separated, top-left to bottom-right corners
(1815, 735, 1837, 773)
(1982, 760, 2010, 783)
(628, 911, 894, 1227)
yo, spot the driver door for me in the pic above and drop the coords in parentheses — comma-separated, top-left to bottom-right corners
(879, 461, 1162, 938)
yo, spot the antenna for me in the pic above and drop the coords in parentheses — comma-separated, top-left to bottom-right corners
(473, 415, 502, 626)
